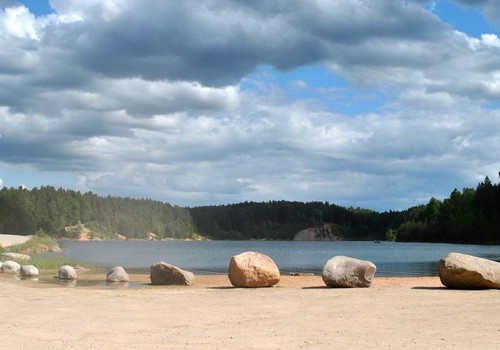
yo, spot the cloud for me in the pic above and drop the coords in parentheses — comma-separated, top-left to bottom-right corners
(452, 0, 500, 22)
(6, 1, 447, 87)
(0, 1, 499, 210)
(481, 33, 500, 48)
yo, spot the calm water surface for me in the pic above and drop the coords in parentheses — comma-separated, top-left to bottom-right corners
(45, 240, 500, 277)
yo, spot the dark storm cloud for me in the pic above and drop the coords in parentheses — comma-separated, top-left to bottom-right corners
(47, 0, 446, 87)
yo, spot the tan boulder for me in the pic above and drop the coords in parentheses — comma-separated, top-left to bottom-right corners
(58, 265, 77, 280)
(438, 252, 500, 289)
(322, 256, 376, 288)
(106, 266, 129, 282)
(228, 251, 280, 288)
(150, 262, 195, 286)
(20, 265, 39, 277)
(1, 260, 21, 274)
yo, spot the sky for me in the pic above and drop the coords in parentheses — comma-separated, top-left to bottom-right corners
(0, 0, 500, 211)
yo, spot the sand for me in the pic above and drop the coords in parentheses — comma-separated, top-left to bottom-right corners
(0, 234, 32, 248)
(1, 273, 499, 350)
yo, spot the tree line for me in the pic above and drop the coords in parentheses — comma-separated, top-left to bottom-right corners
(386, 175, 500, 244)
(190, 201, 405, 240)
(0, 176, 498, 244)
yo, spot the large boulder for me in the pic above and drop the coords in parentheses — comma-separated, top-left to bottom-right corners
(20, 265, 39, 277)
(228, 251, 280, 288)
(58, 265, 77, 280)
(1, 260, 21, 274)
(106, 266, 129, 282)
(150, 262, 195, 286)
(438, 252, 500, 289)
(0, 252, 30, 260)
(322, 256, 377, 288)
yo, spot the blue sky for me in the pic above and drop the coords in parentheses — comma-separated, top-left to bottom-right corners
(1, 0, 500, 211)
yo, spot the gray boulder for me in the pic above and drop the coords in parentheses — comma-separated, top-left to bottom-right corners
(438, 252, 500, 289)
(106, 266, 129, 282)
(228, 251, 280, 288)
(322, 255, 377, 288)
(0, 252, 30, 260)
(58, 265, 77, 280)
(150, 262, 195, 286)
(0, 261, 3, 270)
(20, 265, 39, 277)
(1, 260, 21, 274)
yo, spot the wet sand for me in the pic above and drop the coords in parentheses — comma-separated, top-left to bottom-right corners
(1, 274, 499, 349)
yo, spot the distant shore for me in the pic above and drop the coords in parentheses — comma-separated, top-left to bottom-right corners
(1, 274, 498, 350)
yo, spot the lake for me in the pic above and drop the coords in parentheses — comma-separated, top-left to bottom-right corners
(45, 240, 500, 277)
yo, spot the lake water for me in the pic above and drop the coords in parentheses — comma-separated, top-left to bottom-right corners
(45, 240, 500, 277)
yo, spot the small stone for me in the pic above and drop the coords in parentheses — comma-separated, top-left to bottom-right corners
(228, 251, 280, 288)
(150, 262, 195, 285)
(58, 265, 77, 279)
(20, 265, 39, 277)
(106, 266, 129, 282)
(438, 252, 500, 289)
(1, 260, 21, 274)
(322, 255, 377, 288)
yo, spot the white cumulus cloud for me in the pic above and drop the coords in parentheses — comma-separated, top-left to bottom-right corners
(0, 0, 499, 210)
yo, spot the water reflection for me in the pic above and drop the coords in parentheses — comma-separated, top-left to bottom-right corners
(20, 276, 39, 282)
(55, 278, 77, 287)
(106, 281, 130, 289)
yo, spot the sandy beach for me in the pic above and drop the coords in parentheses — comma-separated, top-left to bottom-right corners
(1, 273, 499, 350)
(0, 234, 32, 248)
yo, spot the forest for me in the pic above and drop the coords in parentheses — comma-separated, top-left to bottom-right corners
(0, 186, 196, 240)
(0, 175, 498, 244)
(386, 175, 500, 244)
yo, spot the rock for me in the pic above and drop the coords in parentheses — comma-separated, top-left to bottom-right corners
(0, 261, 2, 270)
(322, 256, 376, 288)
(150, 262, 195, 286)
(106, 266, 129, 282)
(1, 260, 21, 274)
(58, 265, 77, 280)
(20, 265, 39, 277)
(438, 252, 500, 289)
(228, 251, 280, 288)
(0, 252, 31, 260)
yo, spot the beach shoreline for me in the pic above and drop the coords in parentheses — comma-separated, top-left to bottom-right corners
(1, 233, 499, 349)
(1, 274, 499, 350)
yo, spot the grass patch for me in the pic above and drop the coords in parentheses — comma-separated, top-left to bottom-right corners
(6, 255, 103, 273)
(2, 234, 102, 274)
(30, 256, 102, 272)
